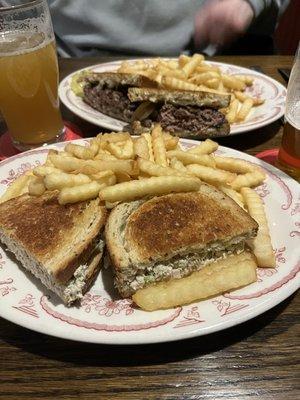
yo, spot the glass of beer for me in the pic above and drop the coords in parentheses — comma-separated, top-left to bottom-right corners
(0, 0, 64, 150)
(277, 42, 300, 181)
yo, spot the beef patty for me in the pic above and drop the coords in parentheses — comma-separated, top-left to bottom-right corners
(157, 104, 230, 137)
(83, 86, 137, 122)
(83, 84, 230, 138)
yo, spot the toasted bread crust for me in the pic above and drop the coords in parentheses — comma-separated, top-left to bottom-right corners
(105, 186, 258, 271)
(128, 87, 231, 108)
(84, 72, 156, 89)
(126, 190, 257, 263)
(79, 250, 104, 300)
(0, 191, 107, 283)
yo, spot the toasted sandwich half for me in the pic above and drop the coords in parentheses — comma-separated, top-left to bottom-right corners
(0, 191, 107, 305)
(81, 72, 231, 138)
(128, 87, 231, 138)
(105, 185, 258, 298)
(82, 72, 156, 122)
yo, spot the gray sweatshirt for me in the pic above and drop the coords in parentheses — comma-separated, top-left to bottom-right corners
(47, 0, 290, 57)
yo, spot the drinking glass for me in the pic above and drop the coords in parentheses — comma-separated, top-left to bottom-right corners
(0, 0, 64, 150)
(277, 41, 300, 181)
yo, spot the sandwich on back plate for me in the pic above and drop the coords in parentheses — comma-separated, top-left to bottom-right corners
(81, 72, 231, 139)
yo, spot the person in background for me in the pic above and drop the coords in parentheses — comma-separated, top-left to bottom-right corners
(48, 0, 290, 57)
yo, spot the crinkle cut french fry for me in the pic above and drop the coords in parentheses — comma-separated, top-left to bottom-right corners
(156, 66, 185, 79)
(58, 181, 103, 205)
(137, 158, 187, 177)
(233, 75, 254, 86)
(90, 170, 116, 186)
(234, 90, 248, 102)
(33, 166, 61, 177)
(187, 139, 218, 155)
(231, 169, 266, 190)
(133, 252, 257, 311)
(218, 185, 245, 209)
(89, 139, 99, 157)
(108, 139, 134, 160)
(213, 156, 254, 174)
(226, 98, 239, 124)
(99, 176, 200, 203)
(163, 133, 179, 150)
(65, 143, 94, 160)
(28, 176, 46, 196)
(195, 63, 220, 73)
(222, 74, 246, 91)
(182, 53, 204, 77)
(49, 154, 85, 172)
(241, 188, 275, 268)
(167, 149, 216, 168)
(83, 159, 135, 175)
(151, 124, 168, 167)
(142, 133, 154, 162)
(206, 78, 220, 89)
(102, 132, 131, 143)
(94, 152, 117, 161)
(162, 76, 200, 91)
(169, 157, 187, 172)
(134, 136, 149, 159)
(189, 71, 220, 85)
(236, 98, 253, 121)
(186, 164, 236, 185)
(178, 54, 190, 68)
(44, 172, 91, 190)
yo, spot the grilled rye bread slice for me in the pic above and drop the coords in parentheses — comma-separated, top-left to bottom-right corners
(127, 87, 230, 109)
(0, 191, 107, 304)
(82, 72, 157, 122)
(105, 185, 258, 297)
(128, 88, 230, 138)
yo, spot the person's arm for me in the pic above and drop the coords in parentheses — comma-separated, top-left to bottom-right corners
(194, 0, 291, 52)
(246, 0, 290, 18)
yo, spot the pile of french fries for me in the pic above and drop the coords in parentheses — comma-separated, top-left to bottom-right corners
(117, 53, 264, 124)
(0, 124, 275, 274)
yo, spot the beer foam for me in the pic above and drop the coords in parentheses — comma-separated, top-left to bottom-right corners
(0, 31, 53, 57)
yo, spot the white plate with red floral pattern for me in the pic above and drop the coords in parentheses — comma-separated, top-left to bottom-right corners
(0, 139, 299, 344)
(59, 59, 286, 136)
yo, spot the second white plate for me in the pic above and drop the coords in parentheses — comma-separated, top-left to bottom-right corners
(59, 59, 287, 136)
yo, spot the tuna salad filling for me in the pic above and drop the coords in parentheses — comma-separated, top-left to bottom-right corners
(62, 238, 105, 304)
(115, 210, 246, 296)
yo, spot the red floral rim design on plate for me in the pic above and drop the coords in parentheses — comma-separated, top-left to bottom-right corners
(0, 139, 298, 343)
(40, 296, 182, 332)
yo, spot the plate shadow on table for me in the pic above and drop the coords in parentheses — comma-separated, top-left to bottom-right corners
(0, 294, 296, 367)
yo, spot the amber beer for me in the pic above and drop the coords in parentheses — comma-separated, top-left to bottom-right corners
(277, 111, 300, 182)
(0, 32, 64, 147)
